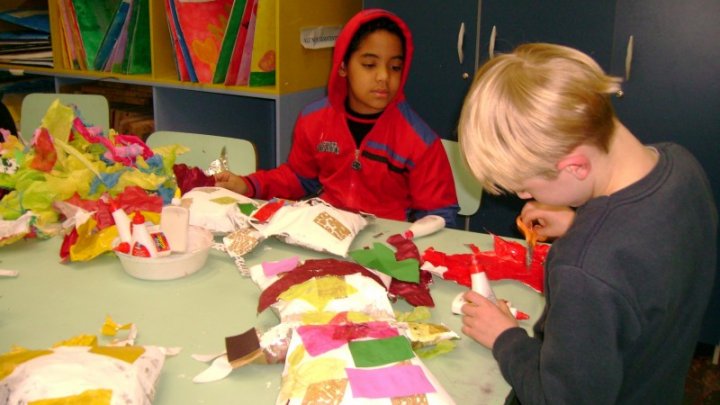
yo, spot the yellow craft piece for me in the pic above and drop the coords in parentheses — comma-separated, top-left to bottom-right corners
(279, 276, 355, 311)
(41, 99, 74, 143)
(287, 345, 306, 368)
(54, 138, 101, 178)
(288, 357, 346, 399)
(210, 196, 242, 205)
(29, 388, 112, 405)
(101, 315, 133, 337)
(52, 334, 98, 347)
(0, 349, 53, 379)
(69, 218, 118, 262)
(89, 346, 145, 364)
(114, 171, 168, 194)
(300, 311, 372, 325)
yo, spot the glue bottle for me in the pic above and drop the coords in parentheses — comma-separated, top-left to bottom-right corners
(130, 212, 158, 258)
(403, 215, 446, 239)
(110, 201, 132, 244)
(161, 189, 190, 252)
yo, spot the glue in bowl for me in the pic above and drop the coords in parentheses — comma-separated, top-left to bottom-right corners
(115, 226, 213, 281)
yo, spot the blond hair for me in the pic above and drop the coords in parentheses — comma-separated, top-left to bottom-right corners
(458, 43, 622, 194)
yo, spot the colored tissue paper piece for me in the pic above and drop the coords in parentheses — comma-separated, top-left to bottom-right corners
(348, 336, 414, 368)
(238, 202, 256, 216)
(278, 276, 355, 311)
(345, 364, 436, 399)
(251, 198, 286, 223)
(225, 328, 264, 368)
(262, 256, 299, 277)
(297, 322, 398, 357)
(173, 163, 216, 195)
(349, 243, 420, 283)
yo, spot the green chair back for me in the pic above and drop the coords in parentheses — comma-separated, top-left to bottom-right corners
(441, 139, 483, 230)
(146, 130, 257, 175)
(21, 93, 110, 140)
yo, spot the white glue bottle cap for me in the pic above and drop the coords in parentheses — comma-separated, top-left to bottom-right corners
(403, 215, 445, 239)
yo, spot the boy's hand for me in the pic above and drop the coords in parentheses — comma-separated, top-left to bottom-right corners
(214, 171, 248, 195)
(461, 291, 518, 349)
(520, 201, 576, 240)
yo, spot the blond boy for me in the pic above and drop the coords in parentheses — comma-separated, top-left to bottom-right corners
(459, 43, 717, 404)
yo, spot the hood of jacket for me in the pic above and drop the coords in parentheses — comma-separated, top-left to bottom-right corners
(327, 9, 414, 112)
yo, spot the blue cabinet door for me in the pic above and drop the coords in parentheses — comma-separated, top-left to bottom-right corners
(364, 0, 479, 140)
(610, 0, 720, 345)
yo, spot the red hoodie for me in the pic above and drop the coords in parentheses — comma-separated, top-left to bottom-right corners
(244, 9, 459, 225)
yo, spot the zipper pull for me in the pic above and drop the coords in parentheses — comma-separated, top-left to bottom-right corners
(352, 149, 362, 170)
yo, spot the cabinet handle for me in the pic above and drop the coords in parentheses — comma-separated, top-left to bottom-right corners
(489, 25, 497, 59)
(457, 22, 465, 64)
(625, 35, 634, 81)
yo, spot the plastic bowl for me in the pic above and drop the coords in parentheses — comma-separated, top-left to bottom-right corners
(115, 226, 214, 281)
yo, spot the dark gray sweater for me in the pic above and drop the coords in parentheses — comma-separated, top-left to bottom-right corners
(493, 143, 717, 404)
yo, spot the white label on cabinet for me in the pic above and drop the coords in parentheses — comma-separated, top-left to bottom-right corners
(300, 26, 342, 49)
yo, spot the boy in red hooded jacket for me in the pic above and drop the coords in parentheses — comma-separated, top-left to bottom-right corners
(215, 9, 459, 226)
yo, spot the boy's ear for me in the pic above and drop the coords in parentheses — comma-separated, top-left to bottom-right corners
(338, 62, 348, 77)
(556, 154, 591, 180)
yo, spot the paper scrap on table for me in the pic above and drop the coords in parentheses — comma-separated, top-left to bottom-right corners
(225, 328, 264, 368)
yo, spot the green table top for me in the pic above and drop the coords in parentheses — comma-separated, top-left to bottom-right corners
(0, 217, 545, 405)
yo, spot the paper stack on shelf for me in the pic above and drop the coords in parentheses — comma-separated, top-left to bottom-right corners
(165, 0, 276, 86)
(0, 8, 52, 67)
(55, 0, 150, 74)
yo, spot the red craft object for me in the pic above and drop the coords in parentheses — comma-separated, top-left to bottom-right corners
(29, 128, 57, 172)
(173, 164, 216, 195)
(386, 233, 435, 307)
(251, 199, 286, 223)
(422, 235, 550, 293)
(257, 259, 387, 313)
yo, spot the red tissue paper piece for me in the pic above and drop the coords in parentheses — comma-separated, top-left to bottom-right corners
(251, 199, 286, 223)
(59, 227, 79, 262)
(422, 234, 550, 293)
(386, 234, 435, 308)
(257, 258, 387, 313)
(173, 164, 216, 195)
(29, 128, 57, 172)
